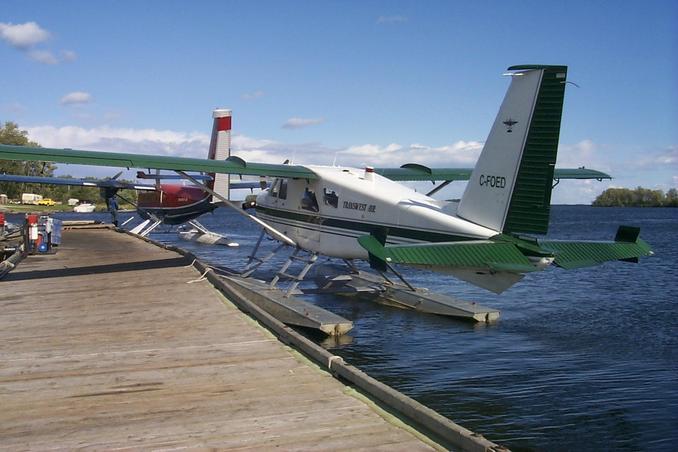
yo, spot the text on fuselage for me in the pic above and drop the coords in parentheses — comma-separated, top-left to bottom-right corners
(343, 201, 376, 213)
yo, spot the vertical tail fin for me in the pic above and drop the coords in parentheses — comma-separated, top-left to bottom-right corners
(208, 109, 232, 201)
(457, 65, 568, 235)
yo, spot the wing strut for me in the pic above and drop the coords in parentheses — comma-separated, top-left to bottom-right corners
(426, 180, 453, 197)
(175, 170, 296, 246)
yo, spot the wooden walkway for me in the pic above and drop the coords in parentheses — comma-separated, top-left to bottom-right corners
(0, 228, 439, 450)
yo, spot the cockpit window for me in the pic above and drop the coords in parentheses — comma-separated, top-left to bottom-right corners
(301, 187, 319, 212)
(279, 179, 288, 200)
(323, 187, 338, 208)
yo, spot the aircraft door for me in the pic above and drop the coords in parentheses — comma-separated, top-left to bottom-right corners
(269, 178, 281, 206)
(297, 182, 321, 244)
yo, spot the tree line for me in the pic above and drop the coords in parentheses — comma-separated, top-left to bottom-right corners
(1, 121, 137, 204)
(593, 187, 678, 207)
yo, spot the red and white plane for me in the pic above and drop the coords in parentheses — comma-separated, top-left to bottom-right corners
(0, 109, 262, 242)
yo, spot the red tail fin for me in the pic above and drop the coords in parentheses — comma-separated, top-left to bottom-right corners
(208, 109, 232, 200)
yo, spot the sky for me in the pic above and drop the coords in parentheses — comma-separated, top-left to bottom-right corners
(1, 0, 676, 203)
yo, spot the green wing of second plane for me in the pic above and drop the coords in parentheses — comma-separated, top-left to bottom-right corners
(0, 144, 317, 180)
(375, 164, 611, 182)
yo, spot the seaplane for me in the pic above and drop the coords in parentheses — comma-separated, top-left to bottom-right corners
(0, 65, 653, 303)
(0, 110, 263, 245)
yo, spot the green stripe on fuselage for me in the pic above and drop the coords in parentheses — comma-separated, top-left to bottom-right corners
(255, 206, 477, 243)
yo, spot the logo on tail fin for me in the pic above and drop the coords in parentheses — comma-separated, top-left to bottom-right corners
(502, 117, 518, 133)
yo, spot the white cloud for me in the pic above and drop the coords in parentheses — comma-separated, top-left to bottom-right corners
(23, 123, 337, 169)
(340, 140, 483, 167)
(241, 90, 265, 100)
(24, 122, 481, 170)
(26, 125, 209, 154)
(653, 145, 678, 166)
(60, 91, 93, 106)
(232, 134, 276, 150)
(623, 144, 678, 171)
(282, 117, 325, 129)
(0, 22, 50, 49)
(61, 49, 77, 62)
(550, 179, 608, 205)
(0, 21, 76, 65)
(377, 15, 408, 24)
(233, 135, 335, 164)
(343, 143, 402, 157)
(28, 49, 58, 64)
(556, 139, 598, 167)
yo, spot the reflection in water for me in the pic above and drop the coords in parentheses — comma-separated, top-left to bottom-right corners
(319, 333, 354, 348)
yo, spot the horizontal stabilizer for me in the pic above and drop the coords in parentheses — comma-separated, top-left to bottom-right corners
(357, 235, 537, 273)
(539, 226, 653, 270)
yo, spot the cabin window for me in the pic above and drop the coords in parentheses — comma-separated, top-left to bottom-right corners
(279, 179, 288, 200)
(301, 187, 319, 212)
(270, 178, 281, 198)
(323, 187, 338, 208)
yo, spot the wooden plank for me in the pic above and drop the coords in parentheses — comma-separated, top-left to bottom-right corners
(0, 229, 439, 450)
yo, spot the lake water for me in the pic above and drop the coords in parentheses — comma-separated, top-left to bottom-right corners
(19, 206, 678, 451)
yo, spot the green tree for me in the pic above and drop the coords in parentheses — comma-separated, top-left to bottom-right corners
(0, 121, 56, 199)
(592, 187, 674, 207)
(1, 123, 138, 207)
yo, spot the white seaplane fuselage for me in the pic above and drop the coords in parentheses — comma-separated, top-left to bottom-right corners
(255, 166, 498, 259)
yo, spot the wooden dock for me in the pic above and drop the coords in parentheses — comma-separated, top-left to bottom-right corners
(0, 228, 444, 450)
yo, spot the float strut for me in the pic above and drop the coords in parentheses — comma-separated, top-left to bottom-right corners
(385, 263, 416, 291)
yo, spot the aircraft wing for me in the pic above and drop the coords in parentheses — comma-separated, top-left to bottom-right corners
(551, 168, 612, 180)
(357, 235, 538, 273)
(0, 173, 157, 191)
(0, 173, 262, 191)
(0, 145, 318, 180)
(375, 164, 611, 182)
(359, 225, 652, 273)
(538, 226, 653, 269)
(134, 172, 265, 190)
(375, 165, 473, 182)
(0, 144, 610, 183)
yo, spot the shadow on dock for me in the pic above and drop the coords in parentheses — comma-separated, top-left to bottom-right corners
(3, 256, 191, 281)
